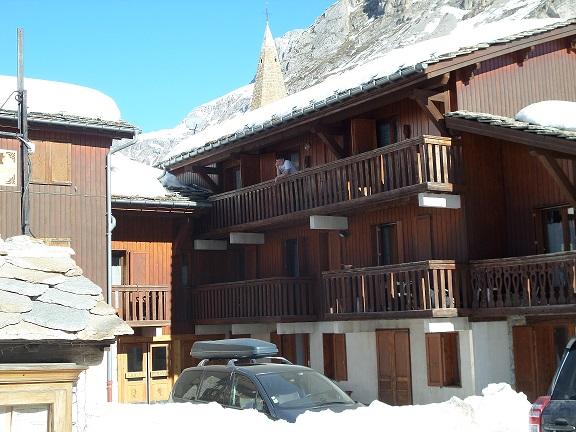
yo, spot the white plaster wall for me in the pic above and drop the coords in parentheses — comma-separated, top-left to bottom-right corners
(471, 321, 514, 393)
(339, 332, 378, 404)
(73, 355, 108, 432)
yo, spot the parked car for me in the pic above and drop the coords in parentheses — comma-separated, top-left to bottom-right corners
(529, 337, 576, 432)
(170, 338, 361, 422)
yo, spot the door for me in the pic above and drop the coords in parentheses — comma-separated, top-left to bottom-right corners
(118, 341, 172, 403)
(376, 329, 412, 405)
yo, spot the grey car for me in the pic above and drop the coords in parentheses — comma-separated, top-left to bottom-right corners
(169, 339, 360, 422)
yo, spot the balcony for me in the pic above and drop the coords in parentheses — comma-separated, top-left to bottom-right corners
(208, 136, 461, 233)
(470, 251, 576, 316)
(190, 277, 316, 324)
(321, 260, 470, 320)
(112, 285, 171, 327)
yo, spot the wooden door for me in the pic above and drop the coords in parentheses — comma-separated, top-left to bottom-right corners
(376, 329, 412, 405)
(351, 119, 377, 155)
(148, 342, 172, 402)
(119, 342, 148, 403)
(415, 215, 432, 260)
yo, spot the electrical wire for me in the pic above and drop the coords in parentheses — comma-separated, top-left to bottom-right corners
(0, 91, 16, 110)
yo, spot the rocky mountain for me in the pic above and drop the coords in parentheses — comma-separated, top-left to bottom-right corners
(118, 0, 576, 165)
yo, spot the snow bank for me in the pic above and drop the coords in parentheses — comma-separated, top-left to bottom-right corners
(0, 75, 121, 121)
(515, 100, 576, 131)
(111, 154, 175, 199)
(163, 17, 565, 163)
(85, 383, 530, 432)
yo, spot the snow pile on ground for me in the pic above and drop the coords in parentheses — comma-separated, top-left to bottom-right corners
(163, 17, 565, 164)
(85, 383, 530, 432)
(515, 100, 576, 131)
(111, 154, 182, 199)
(0, 75, 121, 121)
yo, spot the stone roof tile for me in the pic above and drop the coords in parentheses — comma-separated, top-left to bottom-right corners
(54, 276, 102, 296)
(22, 301, 90, 332)
(0, 277, 48, 296)
(0, 290, 32, 313)
(37, 287, 98, 310)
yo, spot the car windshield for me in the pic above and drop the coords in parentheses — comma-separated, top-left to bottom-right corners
(256, 370, 354, 409)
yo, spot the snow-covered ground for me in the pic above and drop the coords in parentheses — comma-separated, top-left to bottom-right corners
(86, 383, 530, 432)
(515, 100, 576, 131)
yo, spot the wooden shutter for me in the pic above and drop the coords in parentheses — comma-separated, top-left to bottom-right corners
(394, 330, 412, 405)
(376, 330, 396, 404)
(240, 154, 261, 187)
(129, 251, 148, 285)
(260, 153, 277, 182)
(270, 332, 282, 353)
(351, 119, 377, 155)
(323, 334, 335, 379)
(441, 332, 460, 386)
(50, 142, 71, 183)
(30, 140, 48, 183)
(282, 334, 297, 365)
(534, 326, 556, 398)
(334, 334, 348, 381)
(513, 325, 538, 402)
(415, 215, 433, 260)
(425, 333, 443, 386)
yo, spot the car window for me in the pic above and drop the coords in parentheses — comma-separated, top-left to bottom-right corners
(172, 369, 204, 401)
(552, 348, 576, 400)
(231, 374, 266, 412)
(197, 371, 231, 405)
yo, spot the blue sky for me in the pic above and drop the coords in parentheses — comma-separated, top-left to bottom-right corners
(0, 0, 335, 132)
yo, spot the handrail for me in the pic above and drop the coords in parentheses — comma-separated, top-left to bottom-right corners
(197, 276, 314, 290)
(470, 250, 576, 266)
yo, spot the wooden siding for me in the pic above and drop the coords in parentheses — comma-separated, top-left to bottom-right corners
(456, 40, 576, 116)
(0, 131, 109, 293)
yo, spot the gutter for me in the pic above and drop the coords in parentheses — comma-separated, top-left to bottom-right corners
(111, 197, 211, 210)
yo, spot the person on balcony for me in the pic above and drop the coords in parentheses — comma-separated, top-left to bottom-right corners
(275, 155, 297, 181)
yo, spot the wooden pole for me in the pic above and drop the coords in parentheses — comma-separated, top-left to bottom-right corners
(17, 28, 30, 235)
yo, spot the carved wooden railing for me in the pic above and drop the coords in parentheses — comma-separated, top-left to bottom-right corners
(322, 260, 469, 317)
(209, 136, 461, 230)
(191, 277, 315, 322)
(469, 251, 576, 309)
(112, 285, 171, 326)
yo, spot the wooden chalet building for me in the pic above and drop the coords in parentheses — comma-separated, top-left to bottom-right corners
(117, 19, 576, 405)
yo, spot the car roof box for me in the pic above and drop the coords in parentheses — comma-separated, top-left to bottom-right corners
(191, 338, 278, 359)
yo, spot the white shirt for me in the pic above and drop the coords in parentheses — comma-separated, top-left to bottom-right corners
(278, 159, 297, 175)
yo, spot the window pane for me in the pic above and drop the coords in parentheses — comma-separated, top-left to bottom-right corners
(568, 208, 576, 251)
(151, 346, 167, 371)
(285, 239, 299, 277)
(232, 376, 260, 410)
(173, 370, 203, 401)
(127, 346, 144, 372)
(197, 372, 231, 404)
(378, 224, 396, 266)
(545, 209, 564, 252)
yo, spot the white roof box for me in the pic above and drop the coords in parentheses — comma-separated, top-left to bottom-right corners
(191, 338, 278, 359)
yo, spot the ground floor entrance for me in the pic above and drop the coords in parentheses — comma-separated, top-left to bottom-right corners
(376, 329, 413, 405)
(117, 334, 223, 403)
(512, 319, 575, 402)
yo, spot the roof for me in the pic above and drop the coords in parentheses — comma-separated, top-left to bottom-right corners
(111, 154, 210, 210)
(0, 235, 133, 343)
(159, 18, 576, 169)
(445, 111, 576, 142)
(0, 109, 138, 139)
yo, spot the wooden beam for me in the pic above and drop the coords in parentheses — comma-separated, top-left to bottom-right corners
(534, 152, 576, 206)
(196, 171, 219, 192)
(512, 46, 534, 66)
(410, 89, 448, 136)
(191, 166, 219, 175)
(312, 129, 346, 159)
(459, 62, 481, 85)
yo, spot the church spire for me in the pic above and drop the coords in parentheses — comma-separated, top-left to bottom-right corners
(250, 19, 287, 110)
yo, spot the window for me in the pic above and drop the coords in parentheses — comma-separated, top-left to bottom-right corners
(541, 206, 576, 253)
(111, 251, 126, 286)
(231, 375, 266, 411)
(270, 333, 310, 366)
(425, 332, 460, 387)
(376, 223, 400, 266)
(323, 333, 347, 381)
(376, 118, 397, 147)
(30, 141, 71, 184)
(288, 151, 300, 171)
(224, 165, 241, 191)
(172, 370, 204, 401)
(197, 371, 231, 404)
(284, 239, 300, 277)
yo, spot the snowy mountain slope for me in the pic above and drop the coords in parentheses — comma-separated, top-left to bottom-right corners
(118, 0, 576, 165)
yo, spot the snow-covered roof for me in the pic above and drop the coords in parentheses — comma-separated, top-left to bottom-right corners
(515, 101, 576, 132)
(160, 18, 576, 168)
(111, 154, 210, 207)
(0, 235, 133, 343)
(0, 75, 121, 121)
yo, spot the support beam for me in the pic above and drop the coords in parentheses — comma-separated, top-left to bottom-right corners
(312, 129, 346, 159)
(410, 89, 448, 136)
(534, 152, 576, 206)
(192, 166, 219, 175)
(194, 240, 227, 251)
(418, 193, 461, 209)
(229, 232, 265, 245)
(310, 215, 348, 230)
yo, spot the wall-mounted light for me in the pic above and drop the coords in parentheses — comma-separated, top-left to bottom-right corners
(304, 142, 311, 151)
(338, 230, 348, 238)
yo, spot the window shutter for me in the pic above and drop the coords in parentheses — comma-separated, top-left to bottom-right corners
(426, 333, 443, 386)
(441, 332, 460, 386)
(30, 140, 49, 183)
(323, 334, 335, 379)
(350, 119, 377, 155)
(128, 251, 148, 285)
(50, 142, 71, 183)
(334, 334, 348, 381)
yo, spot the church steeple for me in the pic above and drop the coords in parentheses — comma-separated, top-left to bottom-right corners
(250, 19, 287, 110)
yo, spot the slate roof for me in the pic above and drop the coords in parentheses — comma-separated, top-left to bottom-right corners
(0, 236, 133, 343)
(160, 18, 576, 169)
(445, 111, 576, 141)
(0, 109, 138, 139)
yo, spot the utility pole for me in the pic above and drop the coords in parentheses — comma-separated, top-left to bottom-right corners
(17, 28, 30, 235)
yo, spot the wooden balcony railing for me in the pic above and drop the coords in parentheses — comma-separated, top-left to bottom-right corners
(112, 285, 171, 326)
(191, 277, 315, 323)
(322, 260, 469, 318)
(470, 251, 576, 310)
(209, 136, 461, 230)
